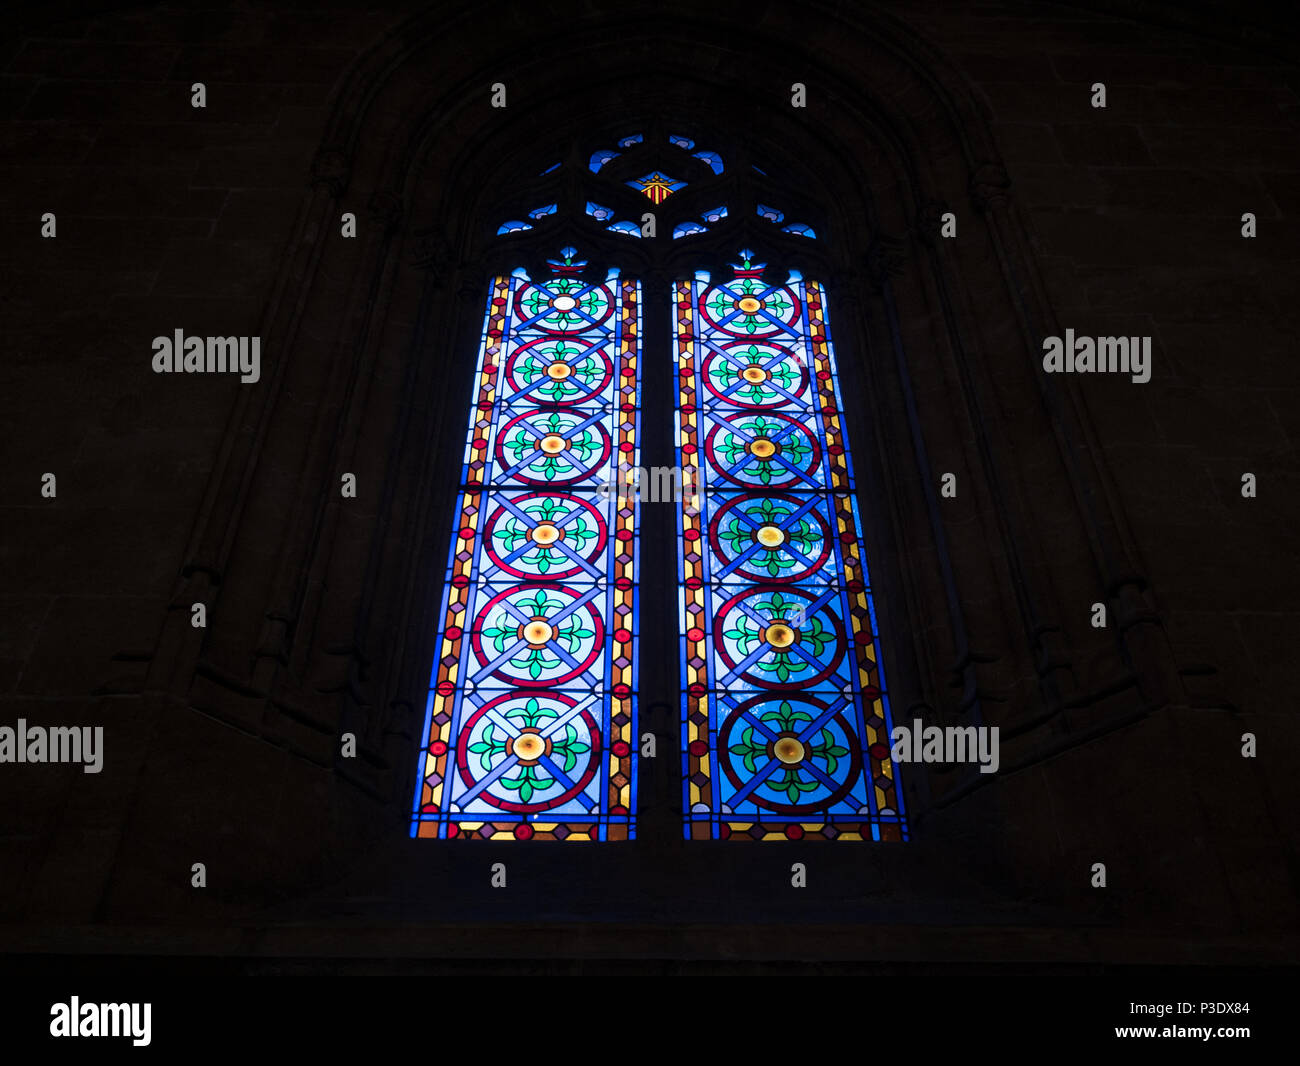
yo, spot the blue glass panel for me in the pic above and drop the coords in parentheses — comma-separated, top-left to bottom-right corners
(497, 220, 532, 234)
(673, 221, 708, 240)
(756, 204, 784, 223)
(618, 133, 643, 147)
(693, 151, 724, 174)
(585, 201, 615, 221)
(674, 251, 907, 842)
(412, 255, 642, 841)
(589, 149, 619, 173)
(539, 162, 561, 176)
(782, 223, 816, 238)
(701, 206, 728, 223)
(607, 220, 642, 237)
(529, 203, 558, 219)
(669, 134, 696, 149)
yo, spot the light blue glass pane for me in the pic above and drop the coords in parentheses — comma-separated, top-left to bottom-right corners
(412, 268, 643, 842)
(693, 150, 724, 174)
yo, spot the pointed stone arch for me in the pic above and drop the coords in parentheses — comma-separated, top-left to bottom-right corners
(148, 1, 1189, 899)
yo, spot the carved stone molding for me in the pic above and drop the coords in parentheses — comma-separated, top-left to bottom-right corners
(913, 198, 951, 246)
(864, 234, 906, 290)
(367, 190, 404, 236)
(310, 146, 351, 198)
(968, 161, 1012, 214)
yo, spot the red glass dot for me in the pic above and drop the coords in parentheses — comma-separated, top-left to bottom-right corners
(459, 527, 475, 541)
(616, 529, 632, 541)
(685, 577, 703, 589)
(613, 628, 631, 642)
(422, 803, 438, 813)
(514, 824, 534, 840)
(612, 740, 630, 758)
(613, 683, 631, 698)
(689, 740, 709, 757)
(492, 297, 506, 307)
(847, 581, 865, 594)
(446, 824, 459, 838)
(854, 631, 872, 645)
(435, 681, 455, 696)
(688, 682, 707, 697)
(482, 365, 497, 376)
(687, 627, 704, 642)
(612, 805, 628, 816)
(683, 528, 700, 541)
(615, 577, 633, 590)
(429, 740, 448, 756)
(828, 445, 844, 456)
(472, 438, 488, 451)
(681, 443, 697, 455)
(869, 743, 889, 760)
(861, 686, 880, 699)
(785, 824, 804, 840)
(680, 367, 693, 378)
(451, 575, 470, 587)
(822, 404, 837, 415)
(619, 441, 634, 453)
(817, 370, 832, 381)
(446, 626, 462, 640)
(681, 403, 696, 414)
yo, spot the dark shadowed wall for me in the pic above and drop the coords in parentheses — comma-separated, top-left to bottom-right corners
(0, 0, 1296, 971)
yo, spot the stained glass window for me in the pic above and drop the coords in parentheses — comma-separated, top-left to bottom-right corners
(627, 171, 687, 204)
(692, 151, 724, 174)
(431, 134, 899, 844)
(411, 247, 641, 841)
(674, 251, 907, 841)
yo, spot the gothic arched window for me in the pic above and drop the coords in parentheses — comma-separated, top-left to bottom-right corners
(410, 249, 641, 842)
(675, 254, 905, 842)
(411, 128, 906, 842)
